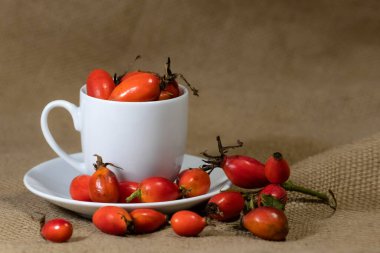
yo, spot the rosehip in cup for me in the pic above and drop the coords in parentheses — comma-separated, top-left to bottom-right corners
(206, 191, 245, 221)
(178, 168, 211, 198)
(110, 58, 198, 102)
(89, 155, 120, 203)
(158, 78, 180, 100)
(160, 57, 198, 96)
(92, 206, 133, 236)
(202, 136, 269, 189)
(170, 210, 206, 237)
(89, 57, 198, 103)
(70, 174, 91, 201)
(109, 72, 162, 102)
(242, 207, 289, 241)
(127, 177, 180, 203)
(265, 152, 290, 184)
(158, 90, 175, 100)
(86, 69, 115, 100)
(130, 209, 167, 234)
(41, 218, 73, 243)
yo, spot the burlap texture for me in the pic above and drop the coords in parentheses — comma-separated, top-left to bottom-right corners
(1, 0, 380, 252)
(1, 134, 379, 253)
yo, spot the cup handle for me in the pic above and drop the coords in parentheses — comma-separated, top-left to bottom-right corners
(41, 100, 86, 173)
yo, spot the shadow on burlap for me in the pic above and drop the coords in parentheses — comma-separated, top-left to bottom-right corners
(0, 133, 379, 252)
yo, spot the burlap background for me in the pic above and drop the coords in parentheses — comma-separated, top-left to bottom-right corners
(0, 0, 379, 252)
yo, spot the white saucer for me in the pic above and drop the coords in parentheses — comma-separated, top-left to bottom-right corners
(23, 153, 230, 217)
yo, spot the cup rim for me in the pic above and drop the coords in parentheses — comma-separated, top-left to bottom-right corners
(80, 84, 189, 105)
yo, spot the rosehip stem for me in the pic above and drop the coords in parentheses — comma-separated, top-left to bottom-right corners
(282, 181, 337, 210)
(164, 57, 199, 96)
(200, 136, 244, 174)
(245, 194, 256, 211)
(93, 154, 123, 170)
(113, 55, 142, 85)
(165, 57, 173, 76)
(126, 189, 141, 203)
(216, 136, 243, 155)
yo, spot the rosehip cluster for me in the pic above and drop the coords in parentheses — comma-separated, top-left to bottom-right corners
(65, 155, 213, 239)
(201, 136, 336, 241)
(86, 57, 198, 102)
(48, 137, 336, 242)
(70, 155, 211, 204)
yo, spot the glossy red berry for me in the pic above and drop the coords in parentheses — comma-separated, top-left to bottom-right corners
(130, 209, 167, 234)
(127, 177, 180, 203)
(242, 207, 289, 241)
(170, 210, 206, 237)
(69, 175, 91, 201)
(109, 72, 161, 102)
(92, 206, 133, 236)
(202, 136, 269, 189)
(206, 192, 245, 221)
(88, 155, 120, 203)
(257, 184, 288, 209)
(86, 69, 115, 100)
(41, 218, 73, 243)
(177, 168, 211, 198)
(265, 152, 290, 184)
(222, 155, 269, 189)
(118, 181, 140, 203)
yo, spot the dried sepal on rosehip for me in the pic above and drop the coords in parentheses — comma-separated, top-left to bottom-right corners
(202, 136, 269, 189)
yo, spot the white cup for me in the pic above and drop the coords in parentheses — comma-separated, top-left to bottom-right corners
(41, 85, 188, 182)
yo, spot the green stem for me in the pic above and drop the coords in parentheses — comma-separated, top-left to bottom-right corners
(126, 189, 141, 203)
(242, 193, 256, 213)
(282, 181, 337, 210)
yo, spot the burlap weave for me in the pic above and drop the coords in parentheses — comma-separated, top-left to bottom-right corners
(0, 134, 379, 253)
(1, 0, 380, 252)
